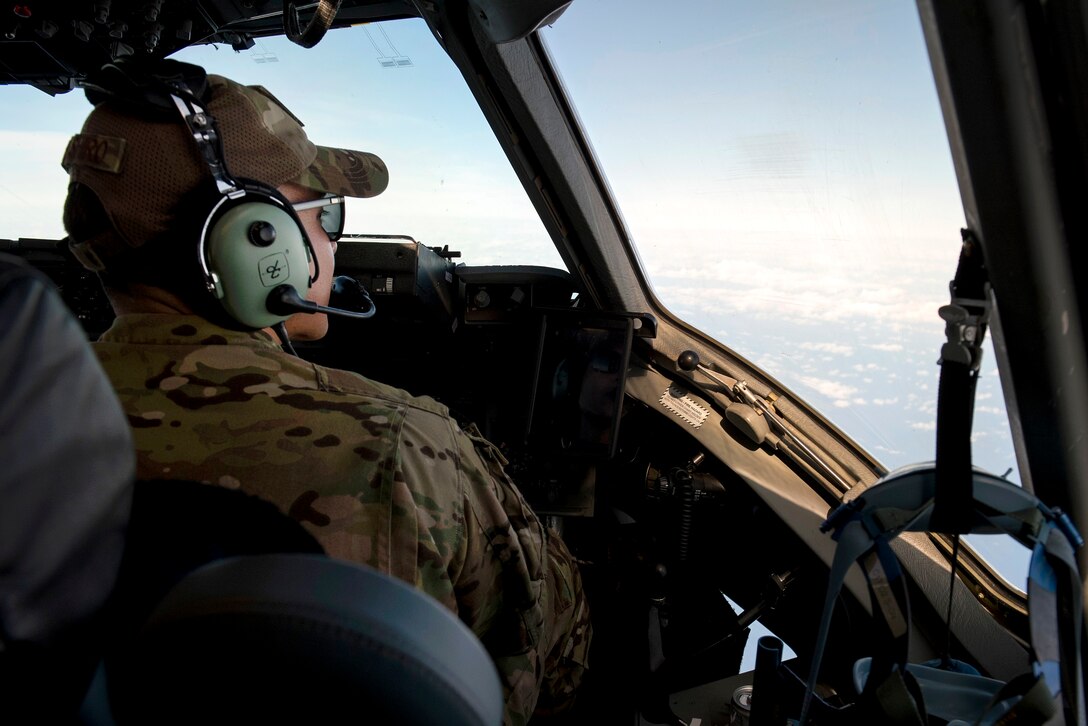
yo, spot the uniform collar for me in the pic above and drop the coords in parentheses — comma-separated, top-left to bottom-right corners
(97, 314, 280, 349)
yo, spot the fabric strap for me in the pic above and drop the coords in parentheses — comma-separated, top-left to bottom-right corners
(932, 229, 989, 533)
(284, 0, 343, 48)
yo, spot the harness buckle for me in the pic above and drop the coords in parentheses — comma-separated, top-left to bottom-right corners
(938, 297, 989, 372)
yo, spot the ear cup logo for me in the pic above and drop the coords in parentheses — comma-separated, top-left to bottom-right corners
(202, 199, 312, 329)
(259, 252, 291, 287)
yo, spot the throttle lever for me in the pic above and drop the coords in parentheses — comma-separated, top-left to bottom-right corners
(677, 350, 851, 490)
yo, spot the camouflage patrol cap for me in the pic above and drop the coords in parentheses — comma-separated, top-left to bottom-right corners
(62, 74, 389, 270)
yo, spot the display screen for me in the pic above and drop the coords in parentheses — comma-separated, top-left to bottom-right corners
(526, 311, 634, 459)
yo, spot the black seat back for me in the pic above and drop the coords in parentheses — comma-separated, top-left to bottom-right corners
(107, 553, 504, 726)
(0, 254, 134, 719)
(106, 479, 325, 646)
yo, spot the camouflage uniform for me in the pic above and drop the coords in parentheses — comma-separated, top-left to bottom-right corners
(94, 314, 590, 725)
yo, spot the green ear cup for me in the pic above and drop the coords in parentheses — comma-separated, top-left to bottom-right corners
(205, 200, 312, 329)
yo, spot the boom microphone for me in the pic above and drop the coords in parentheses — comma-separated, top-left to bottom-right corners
(266, 280, 376, 320)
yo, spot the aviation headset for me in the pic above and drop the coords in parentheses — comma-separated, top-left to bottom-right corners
(82, 60, 351, 331)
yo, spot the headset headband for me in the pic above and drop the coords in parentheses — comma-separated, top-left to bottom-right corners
(167, 87, 241, 197)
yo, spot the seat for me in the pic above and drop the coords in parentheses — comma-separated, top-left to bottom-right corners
(106, 553, 504, 726)
(99, 482, 503, 726)
(800, 464, 1084, 725)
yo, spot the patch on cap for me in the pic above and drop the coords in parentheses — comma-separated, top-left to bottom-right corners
(62, 134, 126, 174)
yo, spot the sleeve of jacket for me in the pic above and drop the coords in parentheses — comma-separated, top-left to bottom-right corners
(448, 421, 586, 726)
(388, 401, 588, 726)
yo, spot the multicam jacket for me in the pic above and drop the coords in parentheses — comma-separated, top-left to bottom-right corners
(94, 314, 589, 725)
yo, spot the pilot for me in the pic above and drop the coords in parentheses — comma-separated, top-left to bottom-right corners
(60, 64, 589, 724)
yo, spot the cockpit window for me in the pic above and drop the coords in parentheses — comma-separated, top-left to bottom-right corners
(0, 18, 560, 269)
(0, 89, 87, 240)
(540, 1, 1030, 588)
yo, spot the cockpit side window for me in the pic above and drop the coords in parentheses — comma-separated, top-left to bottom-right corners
(539, 1, 1031, 590)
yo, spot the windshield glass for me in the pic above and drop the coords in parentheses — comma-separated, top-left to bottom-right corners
(0, 18, 560, 268)
(541, 1, 1029, 586)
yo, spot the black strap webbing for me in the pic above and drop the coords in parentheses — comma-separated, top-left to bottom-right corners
(932, 229, 989, 533)
(932, 360, 978, 532)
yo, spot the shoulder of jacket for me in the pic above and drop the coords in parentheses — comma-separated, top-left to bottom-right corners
(319, 363, 452, 419)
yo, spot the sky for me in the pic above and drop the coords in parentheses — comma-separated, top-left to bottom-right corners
(0, 1, 1029, 585)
